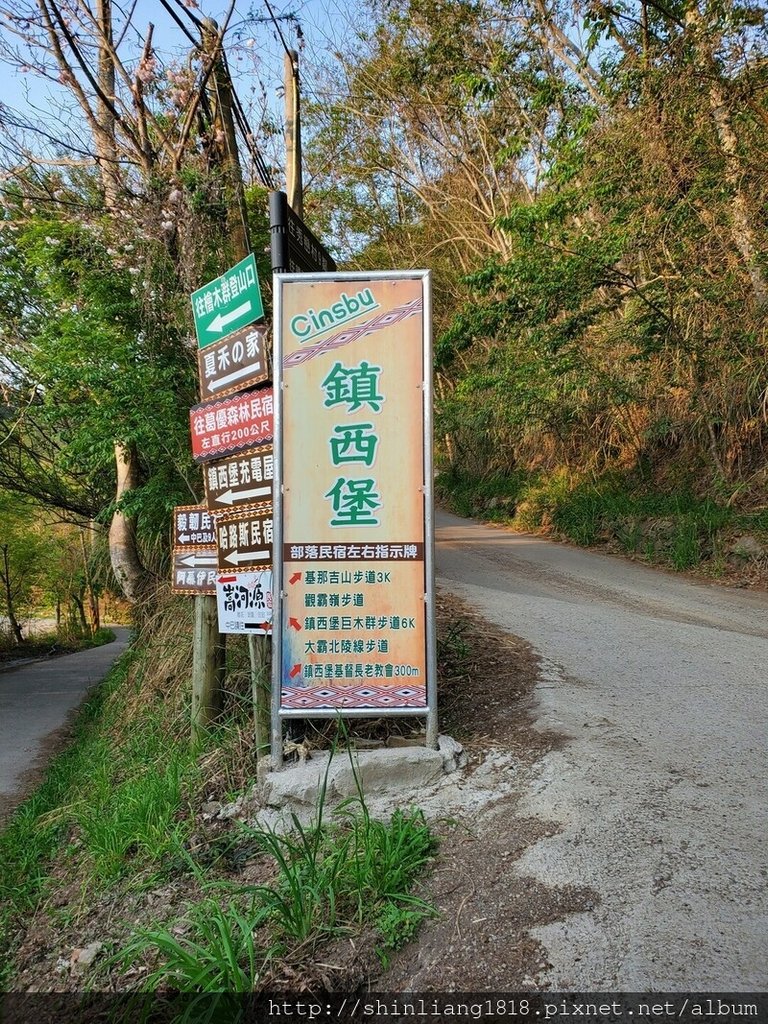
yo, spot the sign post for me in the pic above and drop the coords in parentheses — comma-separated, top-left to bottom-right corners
(269, 191, 337, 274)
(184, 253, 267, 742)
(271, 271, 436, 768)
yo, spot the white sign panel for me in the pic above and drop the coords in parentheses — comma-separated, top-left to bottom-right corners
(215, 570, 273, 634)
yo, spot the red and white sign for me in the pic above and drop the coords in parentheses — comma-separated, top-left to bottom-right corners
(189, 388, 274, 463)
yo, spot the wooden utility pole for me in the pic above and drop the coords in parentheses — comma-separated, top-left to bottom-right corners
(284, 50, 303, 218)
(191, 19, 250, 742)
(202, 18, 251, 261)
(192, 20, 271, 756)
(191, 593, 224, 739)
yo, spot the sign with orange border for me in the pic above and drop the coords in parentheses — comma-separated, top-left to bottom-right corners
(203, 445, 274, 512)
(215, 505, 274, 572)
(272, 272, 436, 725)
(171, 548, 218, 595)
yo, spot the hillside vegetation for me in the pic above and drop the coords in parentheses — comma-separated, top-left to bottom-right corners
(0, 0, 766, 1001)
(2, 0, 767, 610)
(307, 0, 768, 571)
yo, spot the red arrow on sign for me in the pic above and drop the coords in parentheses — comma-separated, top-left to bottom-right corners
(289, 664, 302, 678)
(289, 617, 302, 631)
(289, 572, 302, 585)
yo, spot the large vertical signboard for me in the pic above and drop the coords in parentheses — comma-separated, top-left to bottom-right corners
(273, 272, 435, 722)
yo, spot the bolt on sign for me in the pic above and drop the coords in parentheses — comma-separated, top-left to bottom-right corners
(191, 254, 264, 348)
(216, 570, 273, 634)
(171, 549, 218, 595)
(189, 388, 273, 463)
(203, 445, 274, 512)
(272, 271, 436, 731)
(197, 324, 269, 400)
(215, 506, 274, 572)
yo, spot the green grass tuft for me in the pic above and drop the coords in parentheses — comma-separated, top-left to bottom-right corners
(118, 755, 437, 993)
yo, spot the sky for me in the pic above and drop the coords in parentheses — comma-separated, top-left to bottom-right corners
(0, 0, 363, 179)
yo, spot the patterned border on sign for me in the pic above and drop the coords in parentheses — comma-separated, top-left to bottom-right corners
(281, 684, 427, 709)
(282, 297, 423, 369)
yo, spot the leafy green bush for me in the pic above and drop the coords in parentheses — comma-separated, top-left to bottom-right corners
(436, 467, 767, 573)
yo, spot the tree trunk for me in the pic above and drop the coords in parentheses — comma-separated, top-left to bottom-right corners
(685, 6, 768, 306)
(706, 77, 768, 306)
(86, 3, 150, 603)
(1, 544, 24, 644)
(80, 527, 100, 632)
(108, 442, 147, 603)
(72, 590, 89, 632)
(94, 0, 122, 210)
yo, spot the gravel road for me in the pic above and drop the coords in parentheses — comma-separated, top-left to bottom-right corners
(436, 509, 767, 991)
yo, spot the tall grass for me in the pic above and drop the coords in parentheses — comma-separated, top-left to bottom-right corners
(437, 467, 765, 571)
(0, 645, 208, 987)
(119, 753, 437, 994)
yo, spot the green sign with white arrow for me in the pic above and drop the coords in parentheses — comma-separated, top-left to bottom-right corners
(191, 254, 264, 348)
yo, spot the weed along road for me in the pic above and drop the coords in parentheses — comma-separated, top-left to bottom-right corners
(0, 629, 131, 820)
(435, 509, 768, 990)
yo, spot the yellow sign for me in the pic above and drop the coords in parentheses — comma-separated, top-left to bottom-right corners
(276, 274, 432, 712)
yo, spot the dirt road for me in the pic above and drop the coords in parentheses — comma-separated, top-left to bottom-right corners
(436, 510, 767, 991)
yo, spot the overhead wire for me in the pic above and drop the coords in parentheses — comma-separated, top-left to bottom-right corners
(228, 71, 277, 189)
(155, 0, 277, 190)
(164, 0, 205, 32)
(158, 0, 200, 49)
(262, 0, 293, 60)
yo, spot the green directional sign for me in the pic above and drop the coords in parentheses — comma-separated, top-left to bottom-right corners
(191, 254, 264, 348)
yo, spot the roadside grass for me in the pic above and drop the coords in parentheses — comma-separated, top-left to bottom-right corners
(434, 468, 530, 522)
(0, 645, 210, 987)
(118, 774, 437, 993)
(0, 657, 122, 989)
(1, 608, 439, 994)
(436, 468, 768, 572)
(0, 625, 116, 663)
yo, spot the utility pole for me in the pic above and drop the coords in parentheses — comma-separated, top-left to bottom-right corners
(202, 18, 251, 262)
(284, 49, 303, 217)
(191, 20, 271, 758)
(191, 19, 250, 742)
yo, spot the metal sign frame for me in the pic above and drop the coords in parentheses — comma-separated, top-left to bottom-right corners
(270, 270, 437, 768)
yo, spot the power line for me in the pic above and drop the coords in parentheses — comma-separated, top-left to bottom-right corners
(262, 0, 293, 60)
(228, 70, 277, 189)
(158, 0, 200, 49)
(165, 0, 205, 33)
